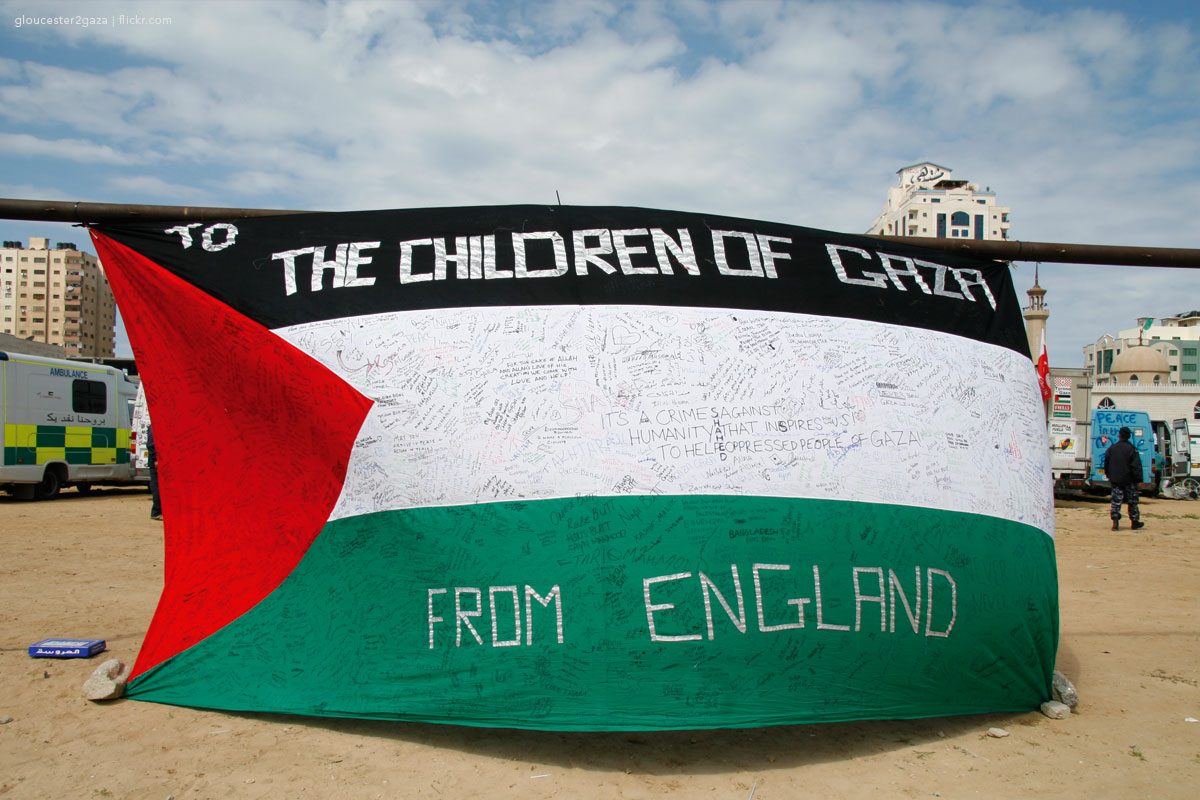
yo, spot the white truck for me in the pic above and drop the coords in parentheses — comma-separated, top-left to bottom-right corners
(1, 350, 145, 499)
(1051, 409, 1195, 499)
(1167, 418, 1199, 498)
(129, 381, 152, 480)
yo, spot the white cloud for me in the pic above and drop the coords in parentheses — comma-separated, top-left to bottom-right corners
(105, 174, 213, 202)
(0, 131, 135, 163)
(0, 0, 1197, 363)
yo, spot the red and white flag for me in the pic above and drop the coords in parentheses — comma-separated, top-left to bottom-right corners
(1036, 330, 1052, 401)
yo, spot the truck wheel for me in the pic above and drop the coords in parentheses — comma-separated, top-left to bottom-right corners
(34, 469, 61, 501)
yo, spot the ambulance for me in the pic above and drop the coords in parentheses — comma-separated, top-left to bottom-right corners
(1, 350, 143, 499)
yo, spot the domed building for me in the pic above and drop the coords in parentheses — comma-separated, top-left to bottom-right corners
(1080, 320, 1200, 441)
(1108, 345, 1171, 386)
(1085, 311, 1200, 386)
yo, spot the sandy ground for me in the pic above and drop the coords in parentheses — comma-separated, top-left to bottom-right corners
(1, 487, 1197, 799)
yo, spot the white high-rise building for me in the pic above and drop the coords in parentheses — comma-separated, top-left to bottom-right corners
(868, 162, 1011, 241)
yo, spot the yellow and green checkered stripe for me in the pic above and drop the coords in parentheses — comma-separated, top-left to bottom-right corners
(3, 424, 130, 467)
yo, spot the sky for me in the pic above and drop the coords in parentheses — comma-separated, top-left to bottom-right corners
(0, 0, 1197, 366)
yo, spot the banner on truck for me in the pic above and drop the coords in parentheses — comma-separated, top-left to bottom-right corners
(1052, 377, 1073, 419)
(1049, 420, 1077, 458)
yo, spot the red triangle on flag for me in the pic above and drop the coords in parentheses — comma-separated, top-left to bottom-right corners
(91, 231, 373, 680)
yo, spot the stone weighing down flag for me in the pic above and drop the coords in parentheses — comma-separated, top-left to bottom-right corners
(90, 205, 1056, 730)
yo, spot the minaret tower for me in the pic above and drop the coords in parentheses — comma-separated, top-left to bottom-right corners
(1023, 264, 1049, 358)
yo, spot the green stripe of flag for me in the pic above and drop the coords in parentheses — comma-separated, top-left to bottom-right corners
(129, 494, 1057, 730)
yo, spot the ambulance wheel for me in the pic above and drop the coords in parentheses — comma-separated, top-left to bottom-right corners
(34, 469, 61, 501)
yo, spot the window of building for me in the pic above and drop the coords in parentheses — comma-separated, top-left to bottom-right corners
(1185, 347, 1197, 357)
(1154, 375, 1161, 385)
(1194, 400, 1200, 420)
(1098, 397, 1116, 409)
(1129, 375, 1139, 384)
(1184, 364, 1197, 372)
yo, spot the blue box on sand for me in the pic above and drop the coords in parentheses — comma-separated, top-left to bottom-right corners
(28, 638, 106, 658)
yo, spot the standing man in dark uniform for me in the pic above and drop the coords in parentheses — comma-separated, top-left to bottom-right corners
(1104, 426, 1144, 531)
(147, 424, 162, 521)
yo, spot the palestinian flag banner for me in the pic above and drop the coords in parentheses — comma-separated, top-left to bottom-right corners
(90, 205, 1056, 730)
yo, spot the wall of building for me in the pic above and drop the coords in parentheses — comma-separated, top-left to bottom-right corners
(1049, 367, 1200, 425)
(0, 237, 117, 357)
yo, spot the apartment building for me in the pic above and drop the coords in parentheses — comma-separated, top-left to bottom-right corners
(0, 237, 117, 357)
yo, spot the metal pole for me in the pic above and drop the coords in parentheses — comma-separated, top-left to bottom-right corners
(0, 198, 309, 223)
(1, 197, 1198, 269)
(864, 234, 1200, 269)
